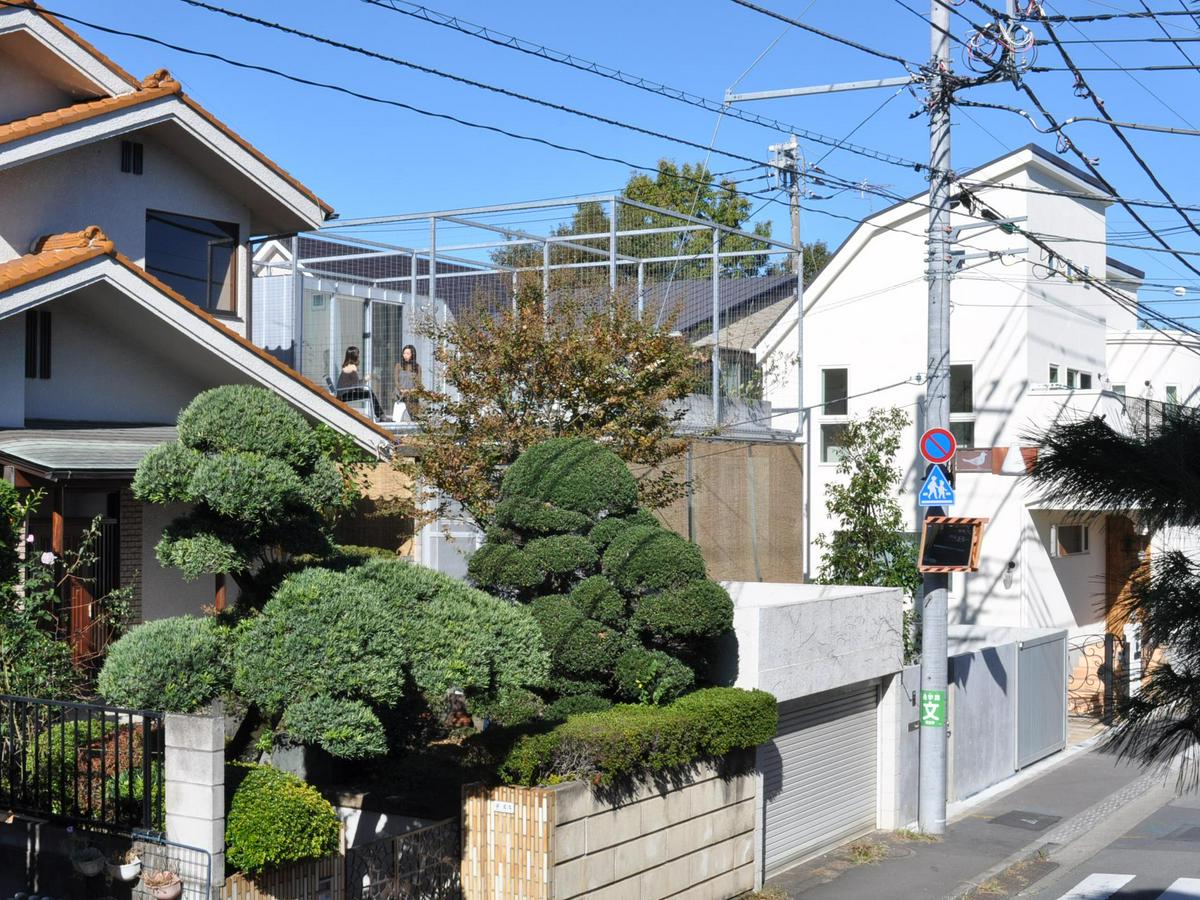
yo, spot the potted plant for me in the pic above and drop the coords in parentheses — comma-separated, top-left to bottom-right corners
(142, 868, 183, 899)
(107, 846, 143, 881)
(70, 843, 105, 876)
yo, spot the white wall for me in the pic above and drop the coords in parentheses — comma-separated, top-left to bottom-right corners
(140, 502, 219, 620)
(0, 42, 77, 123)
(0, 315, 24, 427)
(1107, 331, 1200, 406)
(22, 282, 257, 423)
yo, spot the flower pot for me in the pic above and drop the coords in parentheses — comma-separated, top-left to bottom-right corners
(71, 846, 105, 876)
(144, 875, 183, 900)
(106, 857, 142, 881)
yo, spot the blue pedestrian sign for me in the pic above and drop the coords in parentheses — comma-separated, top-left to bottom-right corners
(918, 465, 955, 507)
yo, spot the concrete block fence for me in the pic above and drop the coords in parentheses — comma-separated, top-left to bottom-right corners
(165, 708, 226, 890)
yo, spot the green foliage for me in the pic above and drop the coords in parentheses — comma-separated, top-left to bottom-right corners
(234, 568, 407, 717)
(529, 595, 621, 680)
(98, 616, 232, 712)
(613, 648, 694, 705)
(494, 497, 591, 535)
(225, 763, 340, 874)
(471, 689, 544, 727)
(499, 687, 778, 785)
(188, 453, 303, 529)
(282, 697, 387, 760)
(177, 385, 318, 470)
(544, 694, 611, 722)
(633, 581, 733, 644)
(467, 543, 541, 595)
(155, 516, 250, 581)
(602, 525, 706, 594)
(0, 481, 23, 585)
(131, 443, 202, 505)
(524, 535, 598, 579)
(500, 438, 638, 518)
(816, 408, 922, 600)
(586, 509, 658, 550)
(569, 576, 626, 626)
(348, 558, 549, 701)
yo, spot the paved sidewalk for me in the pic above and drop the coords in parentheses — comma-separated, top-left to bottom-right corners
(765, 744, 1149, 900)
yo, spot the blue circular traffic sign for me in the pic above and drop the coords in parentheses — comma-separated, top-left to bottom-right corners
(920, 427, 957, 464)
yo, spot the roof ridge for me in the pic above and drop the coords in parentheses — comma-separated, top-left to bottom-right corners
(0, 72, 180, 137)
(31, 225, 114, 254)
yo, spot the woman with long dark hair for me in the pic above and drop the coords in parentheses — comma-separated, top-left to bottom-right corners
(392, 343, 422, 421)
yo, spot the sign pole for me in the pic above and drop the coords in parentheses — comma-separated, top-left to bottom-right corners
(920, 0, 954, 837)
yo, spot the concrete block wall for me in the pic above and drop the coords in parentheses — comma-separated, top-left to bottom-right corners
(165, 709, 225, 889)
(550, 752, 756, 900)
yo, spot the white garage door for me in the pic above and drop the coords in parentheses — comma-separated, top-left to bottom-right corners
(761, 682, 879, 877)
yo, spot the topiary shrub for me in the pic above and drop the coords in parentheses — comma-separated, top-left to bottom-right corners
(523, 535, 598, 579)
(281, 697, 387, 760)
(632, 581, 734, 644)
(225, 763, 340, 874)
(98, 616, 232, 712)
(544, 693, 612, 722)
(529, 595, 621, 680)
(494, 496, 591, 535)
(499, 687, 778, 786)
(177, 385, 318, 470)
(568, 575, 625, 626)
(233, 568, 407, 718)
(602, 525, 706, 594)
(500, 437, 638, 518)
(613, 647, 694, 705)
(471, 689, 544, 727)
(466, 543, 541, 596)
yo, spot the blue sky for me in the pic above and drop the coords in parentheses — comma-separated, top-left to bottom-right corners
(43, 0, 1200, 316)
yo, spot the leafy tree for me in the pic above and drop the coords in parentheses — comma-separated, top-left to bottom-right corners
(467, 438, 733, 706)
(815, 408, 921, 661)
(407, 282, 699, 523)
(133, 386, 357, 604)
(1030, 408, 1200, 789)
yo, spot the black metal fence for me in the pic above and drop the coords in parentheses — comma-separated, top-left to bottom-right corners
(0, 694, 165, 833)
(346, 818, 461, 900)
(1067, 633, 1126, 723)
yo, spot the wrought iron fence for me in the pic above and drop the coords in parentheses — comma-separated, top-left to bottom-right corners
(1067, 633, 1126, 722)
(0, 695, 165, 833)
(346, 818, 461, 900)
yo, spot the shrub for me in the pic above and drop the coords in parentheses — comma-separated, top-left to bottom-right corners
(529, 595, 621, 679)
(568, 576, 625, 626)
(467, 543, 541, 594)
(233, 568, 407, 716)
(188, 453, 303, 529)
(544, 694, 612, 722)
(499, 687, 778, 785)
(225, 764, 340, 874)
(471, 689, 544, 727)
(613, 648, 694, 705)
(633, 581, 734, 643)
(500, 438, 637, 518)
(177, 385, 318, 471)
(282, 697, 387, 760)
(585, 512, 658, 551)
(131, 443, 202, 506)
(348, 558, 549, 700)
(524, 535, 598, 578)
(98, 616, 231, 712)
(0, 480, 20, 585)
(494, 496, 591, 535)
(602, 525, 706, 594)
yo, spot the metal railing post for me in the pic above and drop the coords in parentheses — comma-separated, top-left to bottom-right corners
(609, 197, 618, 292)
(711, 227, 721, 425)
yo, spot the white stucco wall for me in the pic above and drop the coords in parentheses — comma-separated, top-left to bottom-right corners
(0, 43, 78, 124)
(0, 315, 25, 427)
(1107, 330, 1200, 406)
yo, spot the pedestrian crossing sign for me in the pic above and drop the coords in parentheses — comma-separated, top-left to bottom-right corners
(918, 464, 955, 507)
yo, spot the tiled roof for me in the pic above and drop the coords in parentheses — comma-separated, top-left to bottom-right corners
(0, 226, 114, 293)
(0, 426, 177, 475)
(0, 70, 181, 145)
(0, 227, 393, 444)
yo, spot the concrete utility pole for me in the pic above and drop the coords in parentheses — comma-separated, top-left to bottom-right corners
(769, 135, 804, 275)
(919, 0, 954, 836)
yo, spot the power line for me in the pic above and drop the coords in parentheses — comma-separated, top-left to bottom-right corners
(357, 0, 928, 172)
(1035, 7, 1200, 23)
(727, 0, 922, 68)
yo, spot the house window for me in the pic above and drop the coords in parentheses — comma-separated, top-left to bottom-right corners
(24, 310, 51, 379)
(145, 210, 238, 314)
(120, 140, 143, 175)
(1048, 363, 1059, 385)
(822, 368, 848, 415)
(950, 363, 975, 447)
(1112, 384, 1126, 397)
(1052, 523, 1089, 557)
(821, 423, 848, 464)
(1166, 384, 1180, 405)
(1077, 371, 1093, 390)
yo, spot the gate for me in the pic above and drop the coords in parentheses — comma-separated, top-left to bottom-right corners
(345, 818, 461, 899)
(0, 694, 165, 833)
(1016, 634, 1067, 768)
(1067, 633, 1127, 722)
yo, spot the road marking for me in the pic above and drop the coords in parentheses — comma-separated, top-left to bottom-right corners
(1160, 878, 1200, 900)
(1055, 873, 1135, 900)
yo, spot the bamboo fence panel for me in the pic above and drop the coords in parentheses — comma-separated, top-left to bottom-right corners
(462, 783, 554, 900)
(221, 827, 346, 900)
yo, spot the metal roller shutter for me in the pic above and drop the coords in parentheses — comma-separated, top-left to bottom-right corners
(761, 682, 879, 877)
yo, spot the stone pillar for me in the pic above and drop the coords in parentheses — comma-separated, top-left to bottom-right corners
(165, 708, 225, 890)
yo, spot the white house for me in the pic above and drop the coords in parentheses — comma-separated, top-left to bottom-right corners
(755, 144, 1172, 637)
(0, 2, 394, 641)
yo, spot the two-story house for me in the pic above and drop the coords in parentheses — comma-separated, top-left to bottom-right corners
(0, 2, 393, 641)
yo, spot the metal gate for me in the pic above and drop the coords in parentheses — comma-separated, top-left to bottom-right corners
(1067, 632, 1128, 722)
(760, 682, 878, 877)
(345, 818, 461, 899)
(1017, 634, 1067, 768)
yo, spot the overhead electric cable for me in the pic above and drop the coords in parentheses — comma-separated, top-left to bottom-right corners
(727, 0, 922, 67)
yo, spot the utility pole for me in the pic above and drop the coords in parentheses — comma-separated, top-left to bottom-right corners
(919, 0, 954, 837)
(769, 135, 804, 275)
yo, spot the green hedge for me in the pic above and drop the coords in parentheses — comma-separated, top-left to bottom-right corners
(498, 687, 778, 785)
(613, 647, 694, 705)
(225, 764, 340, 874)
(602, 525, 706, 594)
(98, 616, 232, 713)
(499, 437, 637, 518)
(632, 581, 734, 643)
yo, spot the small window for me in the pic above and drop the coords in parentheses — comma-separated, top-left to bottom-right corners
(1112, 384, 1126, 397)
(1166, 385, 1180, 405)
(1079, 372, 1093, 390)
(145, 210, 239, 313)
(950, 364, 974, 414)
(1048, 364, 1060, 385)
(822, 368, 848, 416)
(821, 423, 848, 463)
(120, 140, 143, 175)
(1052, 523, 1089, 557)
(24, 310, 51, 379)
(949, 421, 975, 448)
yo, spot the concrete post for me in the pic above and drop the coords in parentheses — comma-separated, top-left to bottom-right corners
(165, 708, 225, 890)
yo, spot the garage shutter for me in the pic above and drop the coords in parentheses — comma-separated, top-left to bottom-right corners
(761, 682, 878, 877)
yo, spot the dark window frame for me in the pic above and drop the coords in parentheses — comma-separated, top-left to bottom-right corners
(24, 310, 51, 380)
(145, 209, 240, 314)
